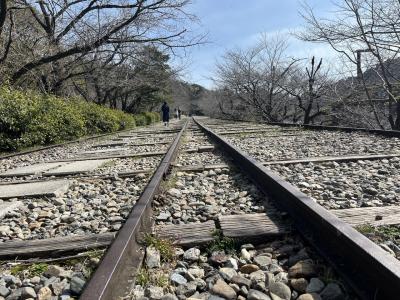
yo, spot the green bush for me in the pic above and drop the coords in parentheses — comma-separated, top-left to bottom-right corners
(135, 112, 161, 126)
(134, 114, 147, 126)
(0, 86, 150, 152)
(152, 112, 161, 122)
(143, 112, 155, 125)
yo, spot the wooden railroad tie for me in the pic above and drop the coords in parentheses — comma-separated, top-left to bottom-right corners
(0, 232, 116, 259)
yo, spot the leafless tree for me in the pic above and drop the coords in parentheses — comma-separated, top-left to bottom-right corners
(280, 57, 332, 124)
(214, 35, 299, 122)
(7, 0, 202, 86)
(299, 0, 400, 129)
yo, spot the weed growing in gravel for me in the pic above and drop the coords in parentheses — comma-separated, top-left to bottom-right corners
(136, 267, 169, 288)
(377, 226, 400, 241)
(159, 175, 178, 193)
(356, 224, 375, 235)
(207, 229, 237, 254)
(143, 234, 175, 262)
(10, 263, 48, 277)
(356, 223, 400, 244)
(153, 273, 169, 287)
(136, 268, 150, 286)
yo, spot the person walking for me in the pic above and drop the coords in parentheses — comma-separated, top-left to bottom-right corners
(177, 107, 181, 120)
(161, 102, 170, 126)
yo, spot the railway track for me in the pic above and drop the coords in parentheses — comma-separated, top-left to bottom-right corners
(0, 117, 399, 300)
(82, 117, 398, 300)
(0, 120, 187, 299)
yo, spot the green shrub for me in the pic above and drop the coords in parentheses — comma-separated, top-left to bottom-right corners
(0, 86, 41, 150)
(0, 85, 161, 151)
(143, 112, 155, 125)
(0, 86, 138, 151)
(25, 95, 86, 145)
(134, 114, 147, 126)
(151, 112, 161, 122)
(72, 100, 132, 134)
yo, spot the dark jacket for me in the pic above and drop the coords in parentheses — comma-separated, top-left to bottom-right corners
(161, 103, 169, 122)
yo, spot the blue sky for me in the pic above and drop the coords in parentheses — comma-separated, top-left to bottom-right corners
(177, 0, 338, 88)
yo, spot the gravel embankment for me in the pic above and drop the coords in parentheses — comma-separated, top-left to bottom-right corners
(154, 169, 267, 225)
(129, 239, 351, 300)
(225, 131, 400, 162)
(0, 176, 149, 242)
(269, 158, 400, 209)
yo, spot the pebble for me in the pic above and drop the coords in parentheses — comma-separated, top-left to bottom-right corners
(290, 278, 308, 293)
(70, 276, 85, 295)
(145, 285, 164, 299)
(269, 282, 291, 300)
(239, 264, 259, 274)
(306, 278, 325, 293)
(37, 287, 52, 300)
(211, 279, 236, 300)
(230, 275, 251, 288)
(188, 268, 205, 279)
(0, 286, 9, 298)
(168, 188, 182, 198)
(218, 268, 237, 281)
(249, 270, 265, 283)
(288, 260, 317, 278)
(161, 293, 178, 300)
(183, 248, 201, 261)
(247, 289, 272, 300)
(253, 255, 272, 269)
(320, 283, 344, 300)
(240, 249, 251, 261)
(170, 273, 187, 286)
(298, 293, 322, 300)
(146, 247, 161, 268)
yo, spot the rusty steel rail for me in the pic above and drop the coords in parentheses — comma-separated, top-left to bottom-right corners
(80, 119, 189, 300)
(194, 117, 400, 300)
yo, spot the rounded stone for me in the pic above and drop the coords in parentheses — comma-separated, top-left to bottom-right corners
(183, 248, 201, 261)
(37, 287, 52, 300)
(219, 267, 237, 281)
(170, 273, 187, 286)
(249, 270, 266, 283)
(269, 282, 291, 300)
(320, 283, 344, 300)
(306, 278, 325, 293)
(297, 293, 322, 300)
(253, 255, 272, 268)
(240, 264, 259, 274)
(247, 289, 271, 300)
(211, 279, 236, 300)
(288, 260, 317, 278)
(290, 278, 308, 293)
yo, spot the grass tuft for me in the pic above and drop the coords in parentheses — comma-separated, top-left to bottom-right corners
(10, 263, 48, 277)
(143, 234, 175, 263)
(136, 268, 150, 286)
(207, 229, 237, 254)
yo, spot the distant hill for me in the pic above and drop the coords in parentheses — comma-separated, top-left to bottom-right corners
(168, 80, 216, 116)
